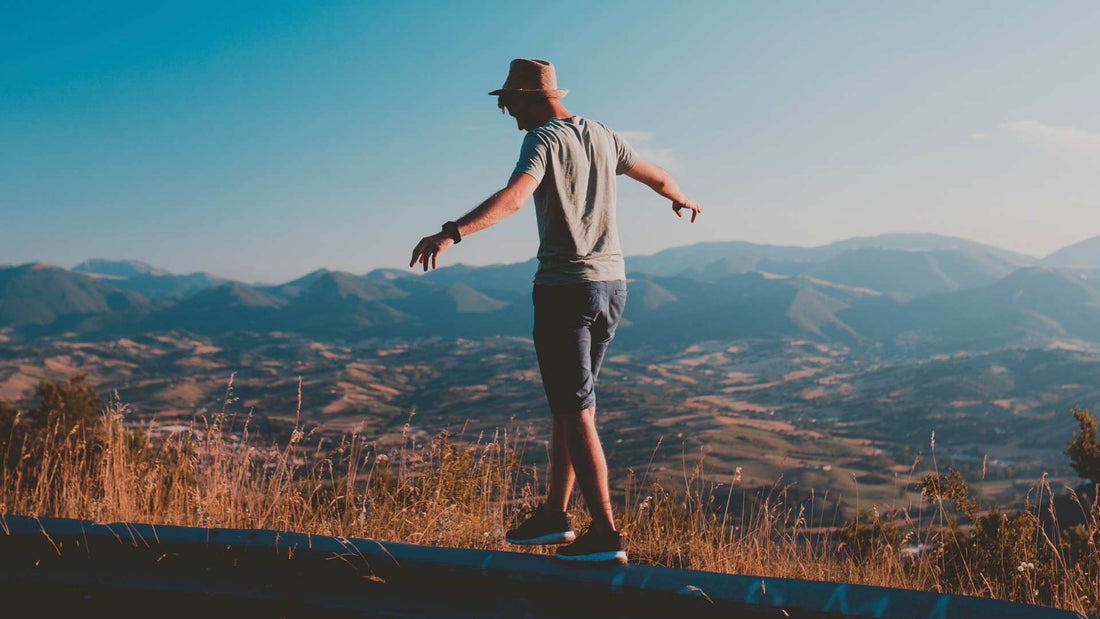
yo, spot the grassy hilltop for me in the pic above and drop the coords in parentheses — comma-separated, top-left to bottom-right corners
(3, 374, 1100, 614)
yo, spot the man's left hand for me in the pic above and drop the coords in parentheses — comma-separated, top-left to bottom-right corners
(409, 233, 455, 272)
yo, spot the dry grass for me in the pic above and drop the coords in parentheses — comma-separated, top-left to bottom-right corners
(2, 382, 1099, 614)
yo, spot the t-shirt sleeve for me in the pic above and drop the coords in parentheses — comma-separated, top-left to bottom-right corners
(513, 132, 548, 183)
(610, 128, 639, 175)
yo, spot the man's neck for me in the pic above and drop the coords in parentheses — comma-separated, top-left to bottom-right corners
(529, 100, 573, 128)
(548, 99, 572, 119)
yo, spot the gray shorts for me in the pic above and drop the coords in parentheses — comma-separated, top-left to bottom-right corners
(532, 280, 627, 415)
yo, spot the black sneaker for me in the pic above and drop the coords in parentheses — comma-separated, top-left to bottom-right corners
(505, 507, 576, 545)
(554, 528, 627, 564)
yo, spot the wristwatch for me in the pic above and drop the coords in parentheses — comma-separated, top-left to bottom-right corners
(442, 221, 462, 244)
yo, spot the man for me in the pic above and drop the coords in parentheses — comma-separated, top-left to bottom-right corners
(409, 58, 701, 563)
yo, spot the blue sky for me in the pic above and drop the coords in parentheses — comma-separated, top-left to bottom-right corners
(2, 1, 1098, 283)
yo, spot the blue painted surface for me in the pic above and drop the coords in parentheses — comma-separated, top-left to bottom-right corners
(0, 514, 1083, 618)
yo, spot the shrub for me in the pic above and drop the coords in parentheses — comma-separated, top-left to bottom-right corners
(1067, 405, 1100, 485)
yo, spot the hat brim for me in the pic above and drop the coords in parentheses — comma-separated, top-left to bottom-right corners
(488, 88, 568, 98)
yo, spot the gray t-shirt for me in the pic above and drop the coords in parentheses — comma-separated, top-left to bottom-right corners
(513, 116, 638, 285)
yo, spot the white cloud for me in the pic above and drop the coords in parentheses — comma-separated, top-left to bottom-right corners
(637, 147, 677, 169)
(999, 120, 1100, 164)
(619, 130, 677, 170)
(618, 130, 655, 142)
(970, 132, 987, 139)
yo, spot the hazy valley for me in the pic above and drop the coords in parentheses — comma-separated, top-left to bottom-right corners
(5, 232, 1100, 513)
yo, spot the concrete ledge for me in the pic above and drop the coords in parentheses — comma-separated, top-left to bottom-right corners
(0, 514, 1081, 618)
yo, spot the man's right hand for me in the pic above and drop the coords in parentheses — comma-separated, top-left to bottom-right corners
(672, 198, 702, 223)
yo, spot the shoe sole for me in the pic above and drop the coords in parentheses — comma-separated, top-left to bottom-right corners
(554, 550, 628, 564)
(505, 530, 577, 546)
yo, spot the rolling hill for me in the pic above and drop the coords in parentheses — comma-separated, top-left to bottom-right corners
(279, 271, 413, 335)
(1042, 236, 1100, 269)
(143, 283, 286, 333)
(73, 259, 169, 278)
(0, 263, 150, 327)
(817, 233, 1036, 266)
(626, 234, 1033, 294)
(260, 268, 334, 300)
(625, 241, 818, 278)
(74, 259, 227, 299)
(620, 271, 884, 344)
(842, 267, 1100, 351)
(756, 248, 1020, 298)
(424, 258, 539, 296)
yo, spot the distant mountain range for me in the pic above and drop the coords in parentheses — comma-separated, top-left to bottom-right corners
(5, 233, 1100, 353)
(73, 259, 227, 299)
(625, 233, 1035, 279)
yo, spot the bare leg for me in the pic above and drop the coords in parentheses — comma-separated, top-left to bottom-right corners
(562, 406, 616, 533)
(544, 414, 575, 513)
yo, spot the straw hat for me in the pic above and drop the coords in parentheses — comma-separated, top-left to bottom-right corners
(488, 58, 568, 98)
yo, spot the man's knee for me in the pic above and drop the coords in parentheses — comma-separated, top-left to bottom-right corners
(555, 406, 596, 423)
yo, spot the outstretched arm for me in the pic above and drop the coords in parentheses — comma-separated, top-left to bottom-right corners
(625, 158, 702, 223)
(409, 172, 538, 271)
